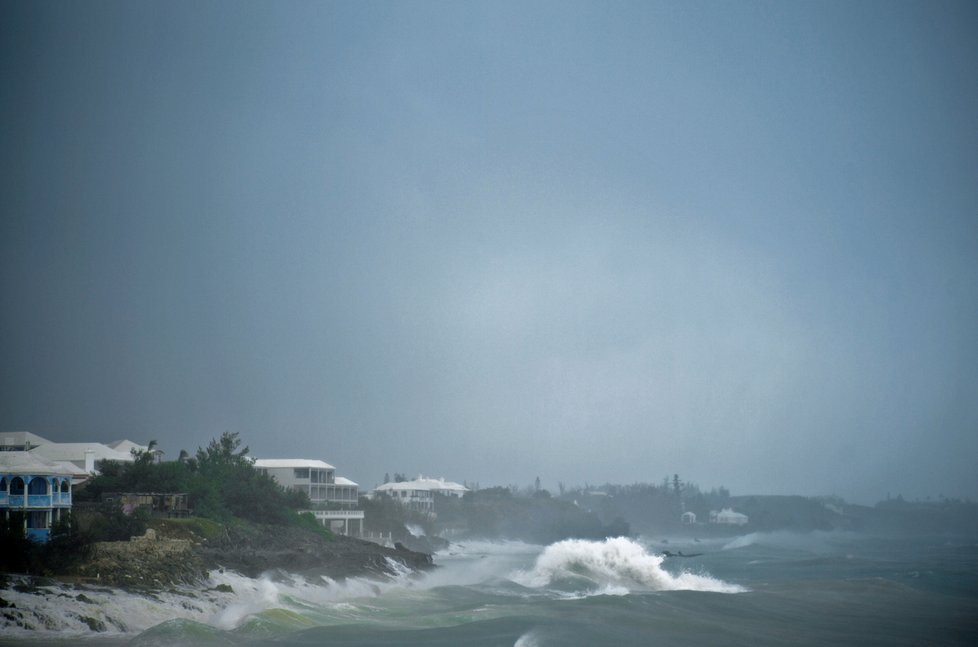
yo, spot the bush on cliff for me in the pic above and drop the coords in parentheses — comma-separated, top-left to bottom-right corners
(77, 432, 310, 526)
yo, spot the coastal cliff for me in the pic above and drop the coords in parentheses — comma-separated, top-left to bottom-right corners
(60, 520, 432, 588)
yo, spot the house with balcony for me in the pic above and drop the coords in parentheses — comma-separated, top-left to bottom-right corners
(253, 458, 364, 536)
(0, 451, 75, 542)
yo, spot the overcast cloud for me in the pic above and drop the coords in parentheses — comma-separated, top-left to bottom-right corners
(2, 1, 976, 503)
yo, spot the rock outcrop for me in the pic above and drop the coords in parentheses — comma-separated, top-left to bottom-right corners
(73, 529, 207, 587)
(66, 523, 434, 588)
(194, 523, 433, 580)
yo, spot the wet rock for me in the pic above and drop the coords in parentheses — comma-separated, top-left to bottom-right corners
(79, 615, 106, 632)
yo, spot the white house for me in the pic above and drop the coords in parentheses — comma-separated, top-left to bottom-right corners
(710, 508, 749, 526)
(373, 477, 469, 514)
(253, 458, 363, 536)
(681, 511, 697, 524)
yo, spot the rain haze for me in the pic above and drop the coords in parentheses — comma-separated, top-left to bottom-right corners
(2, 1, 976, 504)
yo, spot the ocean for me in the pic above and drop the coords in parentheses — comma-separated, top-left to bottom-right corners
(2, 531, 976, 645)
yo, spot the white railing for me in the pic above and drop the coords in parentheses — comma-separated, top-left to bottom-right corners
(308, 509, 364, 520)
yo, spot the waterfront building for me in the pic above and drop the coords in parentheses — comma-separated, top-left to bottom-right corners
(373, 477, 469, 514)
(710, 508, 749, 525)
(253, 458, 364, 536)
(0, 451, 75, 542)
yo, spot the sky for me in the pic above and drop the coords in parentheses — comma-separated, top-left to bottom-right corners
(2, 1, 976, 504)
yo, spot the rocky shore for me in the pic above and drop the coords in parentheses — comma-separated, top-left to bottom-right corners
(194, 522, 434, 581)
(63, 521, 434, 589)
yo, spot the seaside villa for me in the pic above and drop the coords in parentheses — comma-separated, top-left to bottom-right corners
(0, 451, 75, 542)
(253, 458, 364, 536)
(710, 508, 750, 526)
(373, 477, 469, 514)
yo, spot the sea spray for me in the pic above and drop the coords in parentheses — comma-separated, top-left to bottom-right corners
(404, 523, 426, 537)
(0, 564, 421, 639)
(513, 537, 745, 594)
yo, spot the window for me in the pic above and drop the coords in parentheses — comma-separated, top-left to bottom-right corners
(0, 476, 6, 492)
(10, 477, 24, 495)
(60, 480, 70, 493)
(294, 468, 310, 479)
(28, 477, 49, 495)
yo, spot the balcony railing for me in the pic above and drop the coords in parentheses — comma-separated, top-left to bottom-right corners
(0, 494, 67, 508)
(309, 509, 364, 520)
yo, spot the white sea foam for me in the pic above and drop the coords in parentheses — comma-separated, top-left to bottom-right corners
(514, 629, 542, 647)
(404, 523, 426, 537)
(0, 564, 420, 638)
(722, 529, 856, 552)
(513, 537, 745, 594)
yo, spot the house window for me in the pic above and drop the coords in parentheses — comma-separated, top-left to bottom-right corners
(294, 468, 310, 479)
(60, 480, 70, 493)
(10, 477, 24, 495)
(0, 476, 6, 492)
(28, 477, 49, 495)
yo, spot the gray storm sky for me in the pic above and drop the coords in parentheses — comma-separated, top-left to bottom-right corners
(2, 1, 976, 503)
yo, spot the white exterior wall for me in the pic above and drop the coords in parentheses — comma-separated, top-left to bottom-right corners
(253, 460, 359, 508)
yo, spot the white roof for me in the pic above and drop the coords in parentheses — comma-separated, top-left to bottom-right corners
(0, 431, 53, 448)
(716, 508, 748, 519)
(0, 451, 78, 477)
(334, 476, 358, 487)
(30, 443, 134, 463)
(107, 439, 151, 454)
(375, 477, 468, 493)
(253, 458, 336, 470)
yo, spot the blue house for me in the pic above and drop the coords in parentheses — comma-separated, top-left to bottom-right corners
(0, 451, 75, 542)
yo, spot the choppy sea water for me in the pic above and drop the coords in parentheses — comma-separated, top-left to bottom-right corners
(2, 532, 976, 646)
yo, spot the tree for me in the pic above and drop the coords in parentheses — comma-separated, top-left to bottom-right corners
(673, 474, 682, 497)
(196, 432, 250, 467)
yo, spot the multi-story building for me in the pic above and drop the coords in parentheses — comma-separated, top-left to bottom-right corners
(0, 451, 74, 542)
(253, 458, 363, 536)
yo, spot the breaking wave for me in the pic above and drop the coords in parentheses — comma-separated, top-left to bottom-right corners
(513, 537, 745, 594)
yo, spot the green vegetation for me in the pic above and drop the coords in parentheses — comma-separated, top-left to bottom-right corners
(2, 432, 337, 578)
(361, 492, 435, 536)
(0, 513, 91, 576)
(77, 432, 310, 526)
